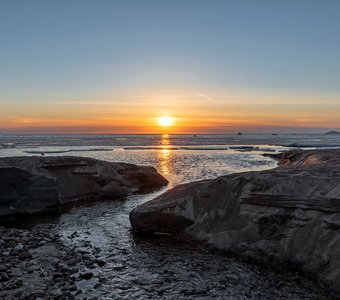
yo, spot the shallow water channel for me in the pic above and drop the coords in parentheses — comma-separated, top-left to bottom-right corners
(52, 188, 333, 300)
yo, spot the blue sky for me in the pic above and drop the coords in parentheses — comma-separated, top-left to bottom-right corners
(0, 0, 339, 133)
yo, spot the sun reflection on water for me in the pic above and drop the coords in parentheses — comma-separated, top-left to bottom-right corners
(158, 134, 172, 176)
(160, 134, 170, 147)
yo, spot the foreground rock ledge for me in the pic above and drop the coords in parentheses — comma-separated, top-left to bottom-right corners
(0, 156, 168, 219)
(130, 149, 340, 295)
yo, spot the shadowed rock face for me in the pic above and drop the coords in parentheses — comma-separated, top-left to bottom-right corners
(0, 167, 59, 216)
(0, 156, 168, 219)
(130, 149, 340, 295)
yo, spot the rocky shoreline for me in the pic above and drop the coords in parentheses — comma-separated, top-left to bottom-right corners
(130, 149, 340, 296)
(1, 151, 339, 298)
(0, 224, 111, 299)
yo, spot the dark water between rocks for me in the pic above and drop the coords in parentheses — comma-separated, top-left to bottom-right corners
(1, 134, 338, 299)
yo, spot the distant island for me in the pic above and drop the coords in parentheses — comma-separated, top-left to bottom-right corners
(325, 130, 340, 135)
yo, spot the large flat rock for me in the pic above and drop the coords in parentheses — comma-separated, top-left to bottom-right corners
(130, 149, 340, 295)
(0, 156, 168, 219)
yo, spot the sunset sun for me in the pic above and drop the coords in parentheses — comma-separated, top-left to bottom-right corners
(158, 116, 174, 127)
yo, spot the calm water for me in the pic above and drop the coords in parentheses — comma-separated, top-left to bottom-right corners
(1, 134, 338, 299)
(1, 133, 340, 148)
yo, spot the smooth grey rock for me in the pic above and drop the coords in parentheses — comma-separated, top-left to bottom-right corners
(14, 244, 24, 252)
(130, 149, 340, 294)
(0, 156, 167, 219)
(325, 130, 340, 135)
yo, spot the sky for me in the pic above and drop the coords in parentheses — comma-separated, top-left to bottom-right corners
(0, 0, 339, 134)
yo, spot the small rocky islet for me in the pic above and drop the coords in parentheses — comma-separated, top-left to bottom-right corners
(1, 151, 340, 298)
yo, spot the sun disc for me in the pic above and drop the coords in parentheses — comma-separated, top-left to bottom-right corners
(158, 116, 174, 127)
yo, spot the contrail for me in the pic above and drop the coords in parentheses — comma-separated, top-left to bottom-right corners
(196, 94, 215, 101)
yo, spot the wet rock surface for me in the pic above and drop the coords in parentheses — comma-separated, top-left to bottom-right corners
(0, 156, 168, 219)
(130, 149, 340, 296)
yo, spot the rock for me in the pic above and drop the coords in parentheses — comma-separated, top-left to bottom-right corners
(50, 288, 63, 297)
(0, 265, 8, 272)
(9, 250, 19, 256)
(98, 277, 107, 283)
(112, 263, 125, 271)
(18, 251, 32, 260)
(0, 156, 168, 220)
(14, 243, 24, 252)
(0, 273, 9, 282)
(325, 130, 340, 135)
(95, 259, 106, 267)
(114, 162, 170, 194)
(0, 167, 59, 218)
(15, 279, 23, 287)
(79, 272, 94, 280)
(130, 149, 340, 295)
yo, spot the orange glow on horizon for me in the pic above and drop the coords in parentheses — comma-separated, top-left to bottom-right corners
(1, 91, 340, 134)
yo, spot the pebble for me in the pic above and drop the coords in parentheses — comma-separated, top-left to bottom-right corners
(51, 288, 63, 297)
(79, 272, 94, 280)
(10, 250, 19, 256)
(14, 243, 24, 251)
(98, 277, 107, 283)
(0, 265, 8, 272)
(96, 259, 106, 267)
(94, 282, 102, 289)
(7, 240, 16, 248)
(0, 273, 10, 282)
(18, 251, 32, 260)
(112, 264, 125, 270)
(15, 279, 24, 287)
